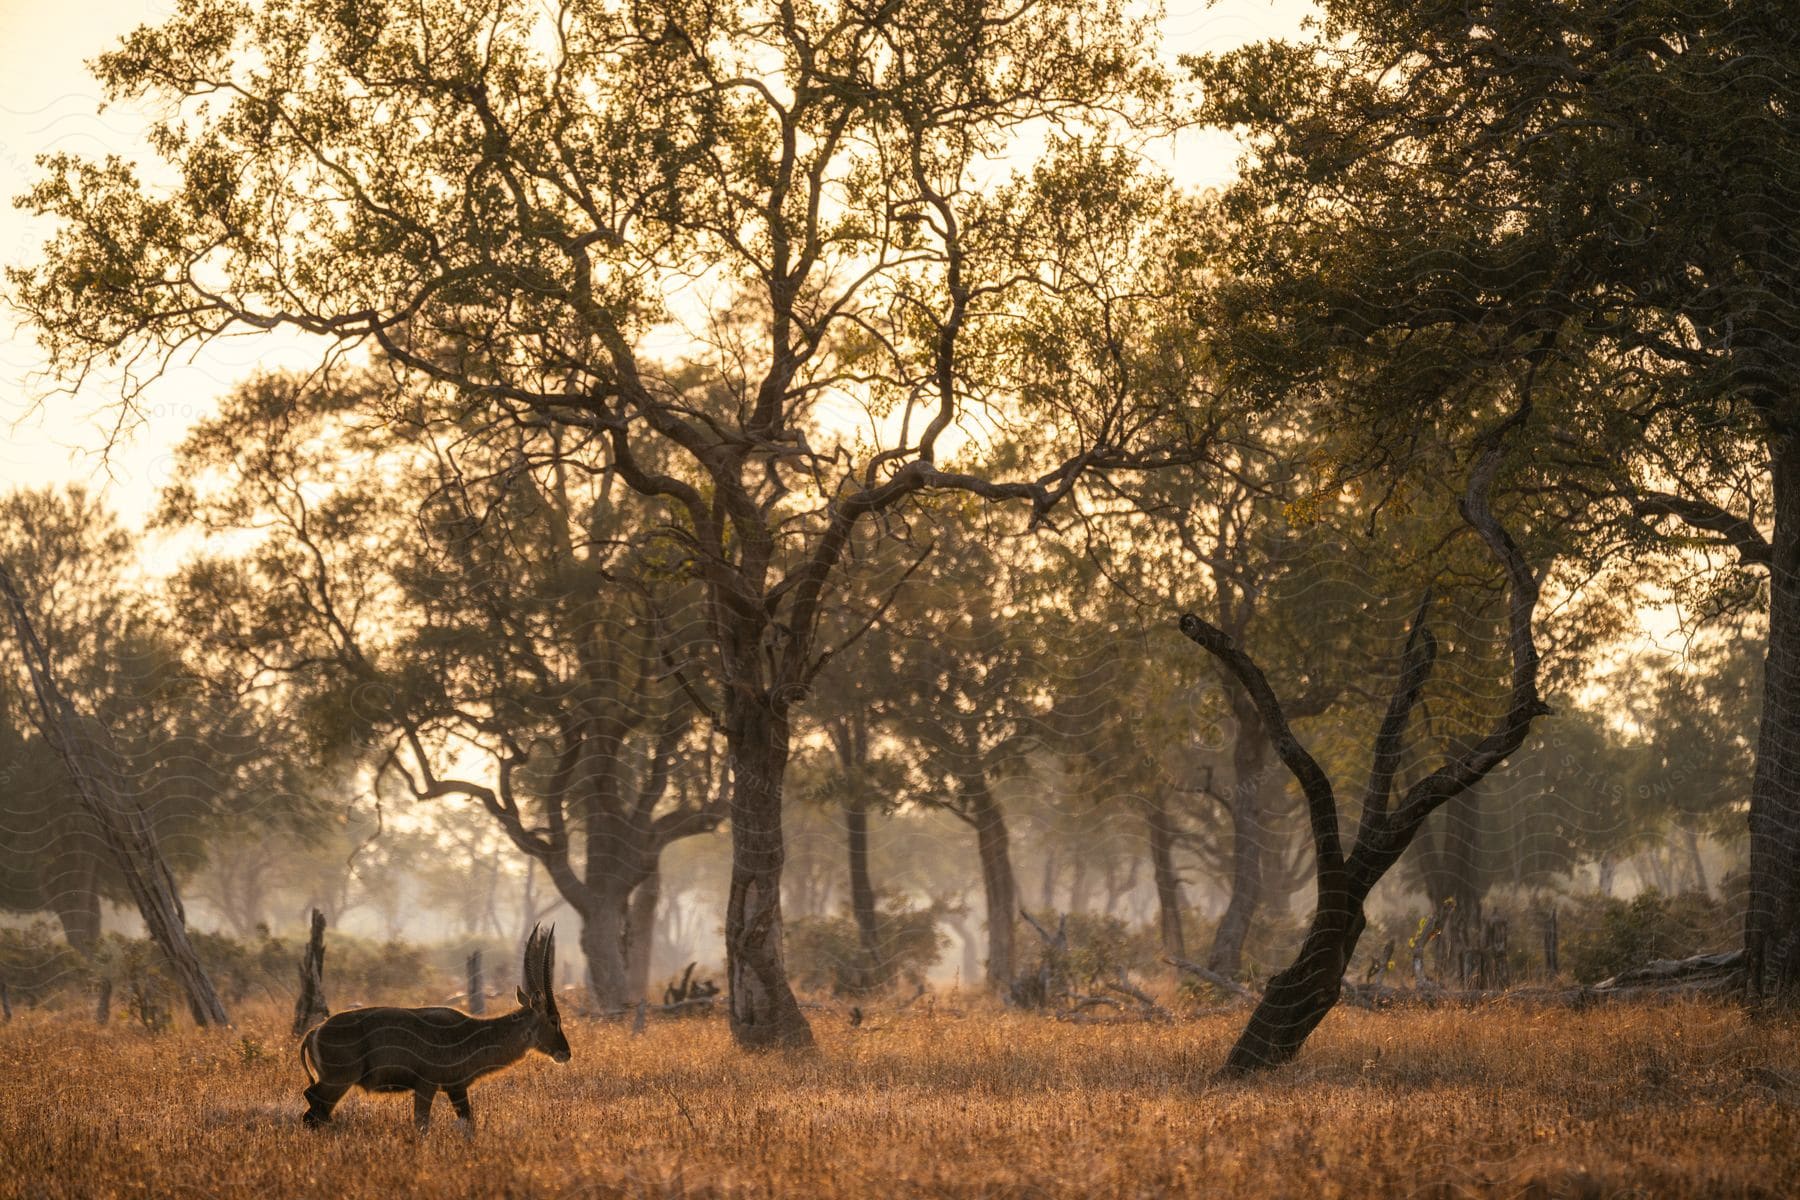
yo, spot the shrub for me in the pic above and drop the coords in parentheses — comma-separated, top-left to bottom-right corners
(786, 903, 946, 995)
(0, 922, 90, 1006)
(1560, 889, 1735, 984)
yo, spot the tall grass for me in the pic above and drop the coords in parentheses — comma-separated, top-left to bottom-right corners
(2, 998, 1795, 1197)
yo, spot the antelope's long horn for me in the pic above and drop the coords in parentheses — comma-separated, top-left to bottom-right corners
(524, 925, 545, 1001)
(542, 926, 559, 1013)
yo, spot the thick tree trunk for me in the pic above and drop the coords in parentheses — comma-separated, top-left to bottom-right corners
(724, 700, 813, 1048)
(1225, 896, 1364, 1075)
(1748, 433, 1800, 1004)
(581, 886, 633, 1012)
(845, 800, 881, 991)
(1207, 717, 1271, 976)
(967, 777, 1017, 994)
(1142, 789, 1186, 960)
(626, 866, 660, 1003)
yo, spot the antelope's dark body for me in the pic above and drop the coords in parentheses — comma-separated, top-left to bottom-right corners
(300, 927, 569, 1132)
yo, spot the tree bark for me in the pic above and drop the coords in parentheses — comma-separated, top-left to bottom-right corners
(1142, 788, 1187, 960)
(1747, 433, 1800, 1004)
(723, 698, 813, 1047)
(966, 776, 1018, 994)
(845, 799, 881, 991)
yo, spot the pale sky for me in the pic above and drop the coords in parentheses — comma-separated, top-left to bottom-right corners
(0, 0, 1317, 532)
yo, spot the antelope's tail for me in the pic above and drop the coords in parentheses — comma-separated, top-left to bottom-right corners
(299, 1026, 321, 1085)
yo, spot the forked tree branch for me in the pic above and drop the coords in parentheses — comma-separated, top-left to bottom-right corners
(1180, 400, 1550, 907)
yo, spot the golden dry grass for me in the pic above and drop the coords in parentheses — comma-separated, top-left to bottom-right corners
(1, 997, 1796, 1199)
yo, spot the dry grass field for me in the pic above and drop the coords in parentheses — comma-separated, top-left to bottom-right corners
(2, 997, 1796, 1199)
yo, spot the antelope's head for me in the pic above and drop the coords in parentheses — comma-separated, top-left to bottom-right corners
(517, 924, 572, 1063)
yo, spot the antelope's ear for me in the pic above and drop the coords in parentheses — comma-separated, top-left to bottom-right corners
(518, 986, 531, 1008)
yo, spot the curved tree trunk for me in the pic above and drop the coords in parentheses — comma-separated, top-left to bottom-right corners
(1748, 432, 1800, 1004)
(845, 800, 881, 991)
(966, 777, 1018, 994)
(1225, 896, 1364, 1074)
(724, 698, 813, 1048)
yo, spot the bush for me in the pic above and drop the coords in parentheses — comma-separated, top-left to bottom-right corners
(786, 903, 946, 995)
(1057, 913, 1161, 984)
(1560, 889, 1735, 984)
(0, 922, 91, 1006)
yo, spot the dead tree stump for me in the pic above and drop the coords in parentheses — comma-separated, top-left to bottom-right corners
(291, 908, 330, 1037)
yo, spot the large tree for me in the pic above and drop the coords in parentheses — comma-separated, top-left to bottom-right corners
(1182, 410, 1551, 1073)
(15, 0, 1210, 1044)
(163, 370, 725, 1009)
(0, 487, 309, 963)
(1190, 0, 1800, 1002)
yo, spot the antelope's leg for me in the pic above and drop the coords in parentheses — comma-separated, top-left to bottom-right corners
(446, 1085, 474, 1135)
(412, 1086, 434, 1132)
(302, 1082, 347, 1128)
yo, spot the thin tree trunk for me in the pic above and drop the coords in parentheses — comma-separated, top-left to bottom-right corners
(1144, 788, 1186, 960)
(1067, 854, 1091, 915)
(291, 907, 329, 1036)
(47, 846, 103, 956)
(626, 865, 660, 1003)
(967, 777, 1017, 994)
(1748, 432, 1800, 1004)
(723, 699, 812, 1048)
(845, 800, 881, 991)
(0, 561, 229, 1028)
(1683, 825, 1709, 896)
(1207, 716, 1270, 976)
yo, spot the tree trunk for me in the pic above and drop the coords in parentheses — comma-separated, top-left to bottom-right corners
(47, 845, 103, 956)
(1207, 716, 1271, 976)
(723, 699, 813, 1048)
(1224, 899, 1363, 1076)
(845, 800, 881, 991)
(1747, 432, 1800, 1004)
(967, 777, 1017, 994)
(626, 866, 660, 1003)
(1143, 788, 1186, 960)
(581, 886, 633, 1012)
(1683, 825, 1709, 896)
(1067, 854, 1091, 915)
(291, 907, 329, 1036)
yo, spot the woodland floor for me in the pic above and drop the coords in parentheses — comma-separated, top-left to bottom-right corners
(0, 995, 1795, 1199)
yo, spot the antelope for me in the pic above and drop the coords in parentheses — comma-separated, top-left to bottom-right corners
(300, 925, 571, 1133)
